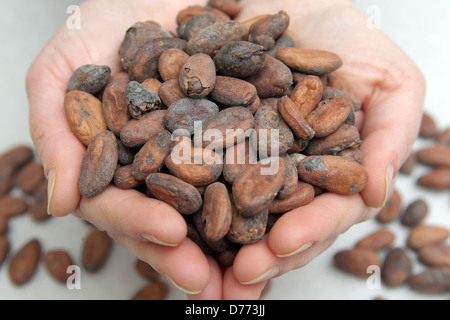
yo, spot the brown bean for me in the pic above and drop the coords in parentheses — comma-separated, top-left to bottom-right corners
(66, 64, 111, 95)
(145, 173, 202, 215)
(0, 145, 34, 195)
(78, 130, 118, 198)
(165, 146, 223, 187)
(64, 90, 108, 146)
(14, 161, 45, 195)
(186, 21, 246, 57)
(213, 41, 266, 78)
(179, 53, 216, 98)
(277, 96, 315, 141)
(44, 250, 74, 284)
(0, 235, 10, 266)
(297, 155, 368, 194)
(223, 139, 258, 184)
(333, 248, 382, 278)
(407, 225, 449, 250)
(209, 76, 257, 107)
(418, 245, 450, 268)
(416, 144, 450, 167)
(28, 179, 49, 221)
(355, 229, 395, 251)
(102, 79, 131, 136)
(192, 210, 229, 252)
(289, 75, 323, 119)
(82, 228, 112, 272)
(305, 124, 361, 155)
(247, 10, 290, 50)
(114, 164, 144, 190)
(132, 281, 169, 300)
(158, 48, 190, 81)
(400, 199, 428, 227)
(381, 248, 413, 287)
(245, 55, 293, 98)
(9, 239, 41, 286)
(132, 130, 172, 180)
(408, 268, 450, 294)
(376, 189, 403, 223)
(207, 0, 241, 19)
(227, 202, 268, 245)
(268, 181, 314, 214)
(232, 157, 285, 217)
(0, 195, 28, 218)
(201, 182, 233, 241)
(276, 154, 299, 199)
(120, 110, 167, 148)
(277, 47, 343, 76)
(417, 167, 450, 190)
(306, 96, 352, 138)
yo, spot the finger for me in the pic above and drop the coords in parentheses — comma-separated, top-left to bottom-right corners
(26, 59, 85, 218)
(268, 192, 374, 258)
(232, 235, 337, 285)
(111, 234, 211, 295)
(222, 267, 267, 300)
(358, 65, 426, 208)
(187, 256, 223, 300)
(74, 185, 187, 247)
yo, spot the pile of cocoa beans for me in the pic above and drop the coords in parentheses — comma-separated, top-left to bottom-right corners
(64, 2, 369, 266)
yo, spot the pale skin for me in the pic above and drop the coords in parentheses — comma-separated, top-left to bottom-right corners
(26, 0, 426, 299)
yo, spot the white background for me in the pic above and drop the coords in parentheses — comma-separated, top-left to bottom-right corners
(0, 0, 448, 300)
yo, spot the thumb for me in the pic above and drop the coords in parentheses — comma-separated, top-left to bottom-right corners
(27, 60, 84, 218)
(358, 65, 426, 209)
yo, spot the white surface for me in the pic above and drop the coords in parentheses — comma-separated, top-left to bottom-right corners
(0, 0, 449, 300)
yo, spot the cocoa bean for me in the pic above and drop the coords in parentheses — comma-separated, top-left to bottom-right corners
(0, 195, 28, 218)
(376, 189, 403, 223)
(44, 250, 74, 284)
(408, 268, 450, 294)
(78, 130, 118, 198)
(355, 229, 395, 251)
(66, 64, 111, 95)
(407, 225, 449, 250)
(381, 248, 413, 287)
(82, 228, 112, 272)
(333, 248, 382, 278)
(277, 96, 315, 141)
(289, 75, 323, 119)
(179, 53, 216, 98)
(132, 281, 169, 300)
(158, 48, 190, 81)
(9, 239, 41, 286)
(400, 199, 429, 227)
(126, 81, 162, 120)
(102, 79, 130, 136)
(248, 10, 290, 50)
(120, 110, 167, 148)
(417, 167, 450, 190)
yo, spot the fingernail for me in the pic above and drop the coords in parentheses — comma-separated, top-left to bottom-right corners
(166, 276, 202, 295)
(381, 163, 395, 208)
(240, 266, 280, 285)
(141, 234, 178, 247)
(47, 169, 56, 216)
(275, 241, 314, 258)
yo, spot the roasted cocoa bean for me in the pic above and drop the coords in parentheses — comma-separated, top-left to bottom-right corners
(0, 145, 34, 195)
(102, 79, 130, 136)
(166, 98, 219, 135)
(277, 47, 343, 76)
(253, 105, 294, 156)
(247, 10, 290, 50)
(407, 225, 449, 250)
(186, 21, 246, 57)
(126, 81, 162, 120)
(289, 75, 324, 119)
(82, 228, 112, 272)
(245, 55, 293, 98)
(129, 37, 187, 82)
(66, 64, 111, 95)
(209, 76, 257, 107)
(158, 48, 190, 81)
(64, 90, 108, 146)
(44, 250, 74, 284)
(201, 106, 254, 149)
(114, 164, 144, 189)
(201, 182, 233, 241)
(213, 41, 266, 78)
(408, 268, 450, 294)
(376, 189, 403, 223)
(297, 155, 368, 194)
(416, 144, 450, 167)
(9, 239, 41, 286)
(223, 139, 258, 184)
(145, 173, 202, 215)
(192, 210, 229, 252)
(0, 195, 28, 218)
(418, 245, 450, 268)
(306, 96, 352, 138)
(227, 202, 268, 245)
(304, 124, 361, 155)
(165, 146, 223, 187)
(0, 235, 10, 266)
(179, 53, 216, 98)
(355, 229, 395, 251)
(119, 21, 172, 71)
(132, 281, 169, 300)
(417, 167, 450, 190)
(184, 13, 217, 41)
(78, 130, 118, 198)
(401, 199, 429, 227)
(277, 96, 315, 141)
(14, 161, 44, 195)
(268, 181, 314, 214)
(158, 78, 188, 107)
(232, 157, 285, 217)
(333, 248, 382, 278)
(207, 0, 240, 19)
(132, 130, 172, 180)
(276, 154, 299, 199)
(381, 248, 413, 287)
(120, 110, 167, 148)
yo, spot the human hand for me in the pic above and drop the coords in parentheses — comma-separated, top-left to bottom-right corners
(26, 0, 215, 295)
(201, 0, 424, 299)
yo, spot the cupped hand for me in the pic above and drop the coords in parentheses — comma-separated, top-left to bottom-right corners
(26, 0, 213, 295)
(211, 0, 425, 300)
